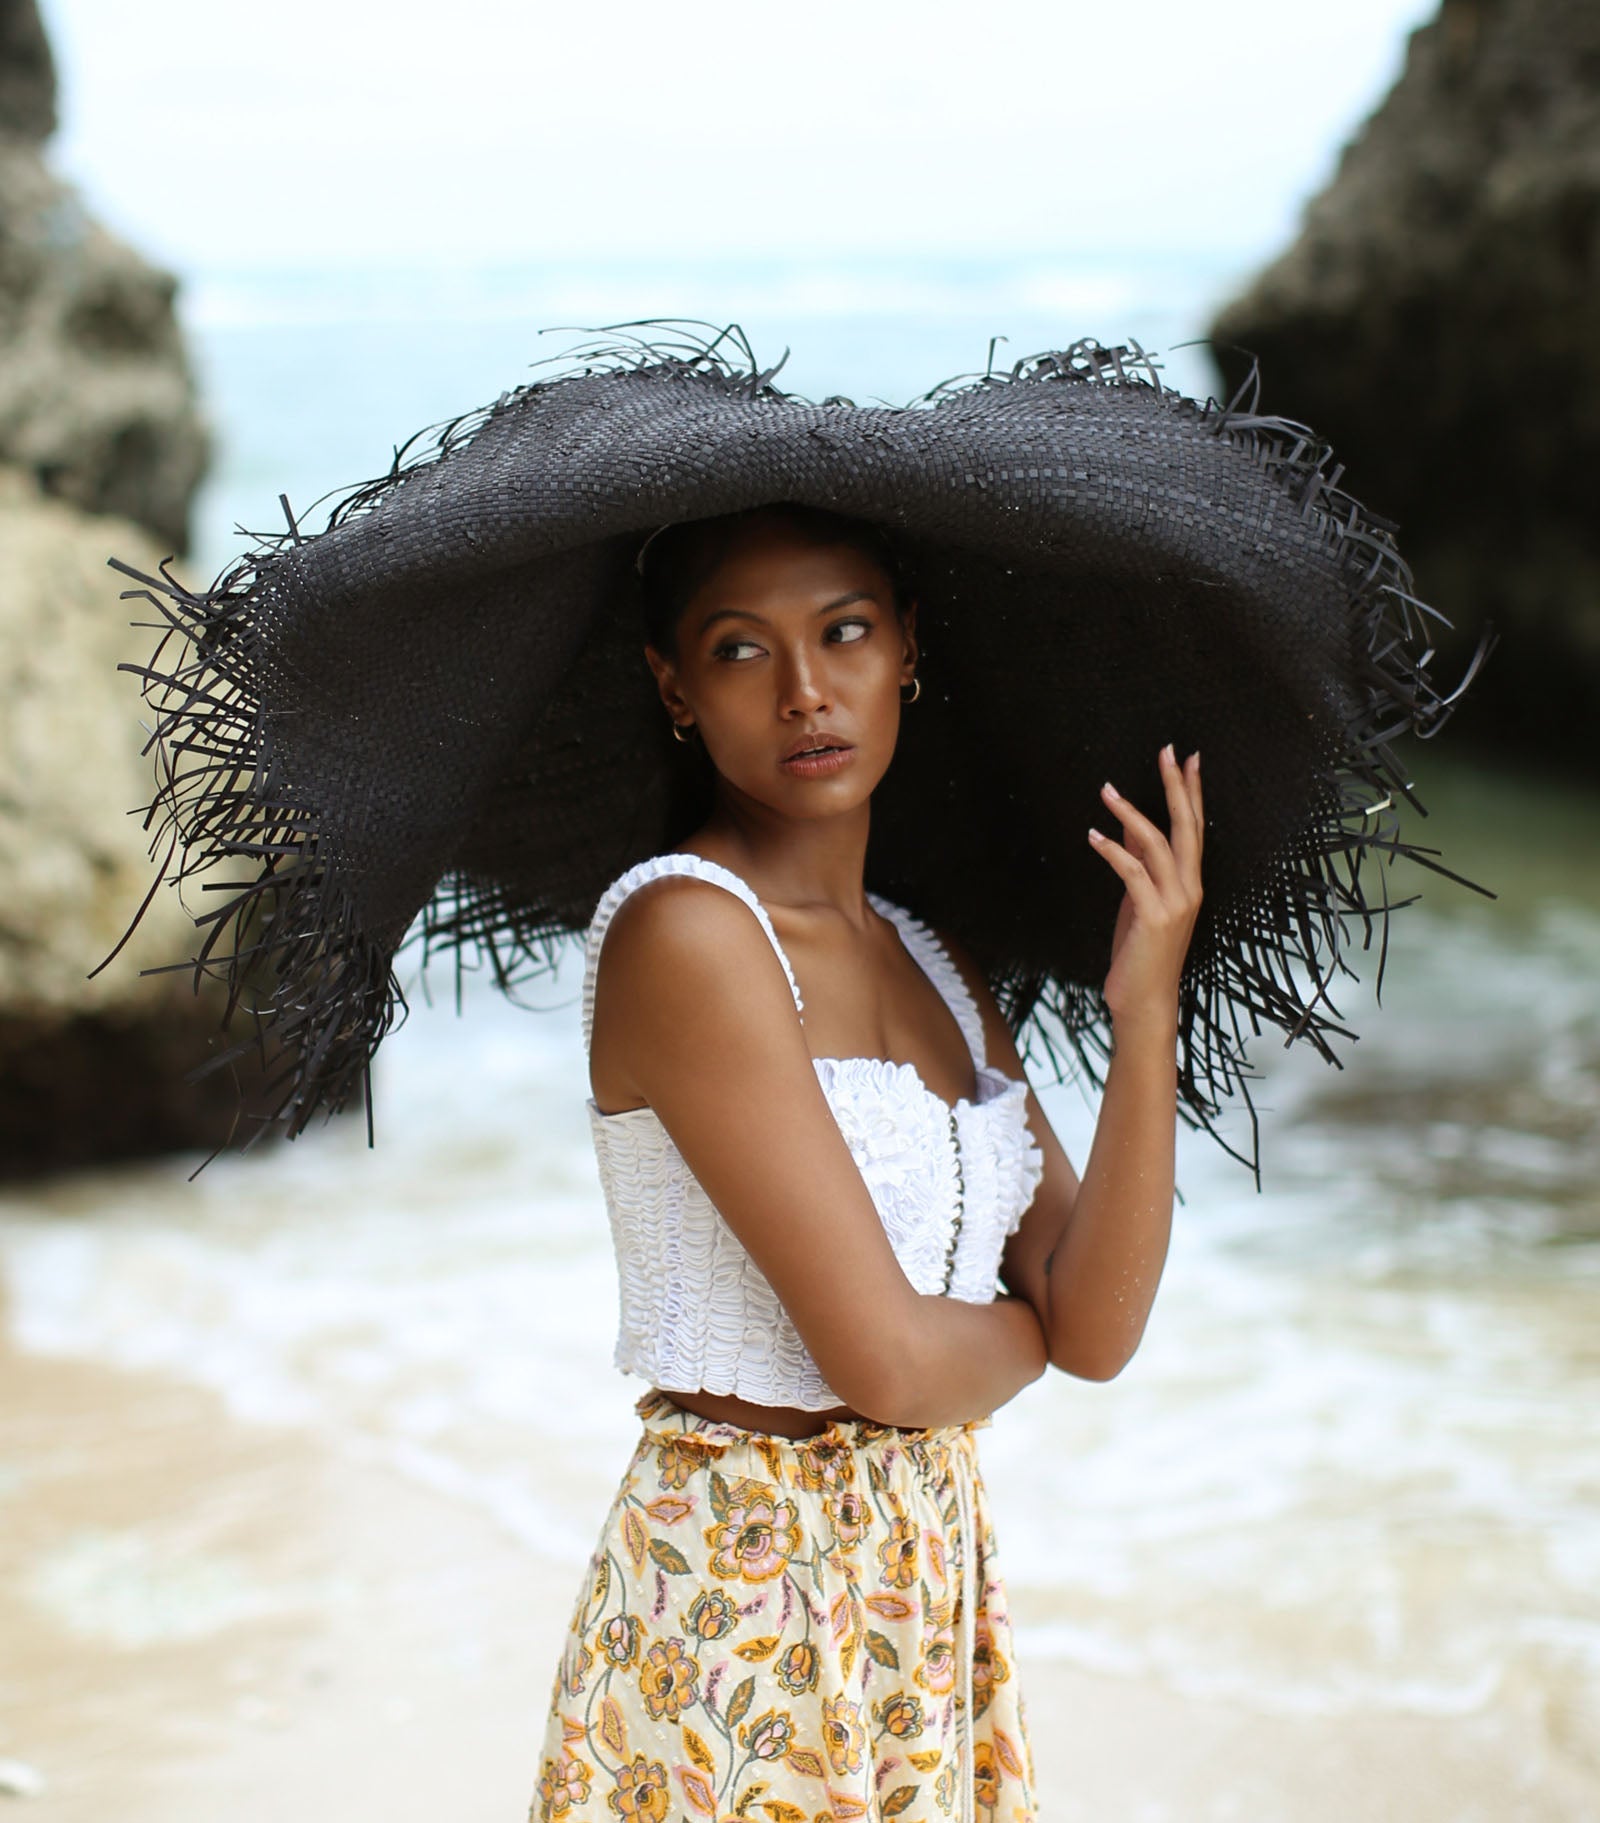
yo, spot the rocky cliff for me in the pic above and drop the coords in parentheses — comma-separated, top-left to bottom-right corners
(1208, 0, 1600, 767)
(0, 0, 52, 141)
(0, 0, 208, 554)
(0, 0, 253, 1176)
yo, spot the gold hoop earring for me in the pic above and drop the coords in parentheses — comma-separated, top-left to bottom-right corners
(670, 720, 695, 744)
(900, 675, 922, 704)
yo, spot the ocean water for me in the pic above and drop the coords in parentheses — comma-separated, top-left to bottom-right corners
(3, 881, 1598, 1741)
(4, 256, 1599, 1805)
(175, 252, 1240, 581)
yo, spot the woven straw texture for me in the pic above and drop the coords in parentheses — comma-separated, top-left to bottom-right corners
(107, 323, 1487, 1174)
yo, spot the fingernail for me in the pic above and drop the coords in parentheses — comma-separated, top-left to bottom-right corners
(1088, 826, 1105, 842)
(1102, 780, 1119, 798)
(1163, 742, 1175, 762)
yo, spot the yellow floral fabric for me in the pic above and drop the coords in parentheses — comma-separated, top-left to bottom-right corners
(531, 1392, 1036, 1822)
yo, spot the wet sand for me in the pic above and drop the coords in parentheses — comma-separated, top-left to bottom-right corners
(4, 1323, 1593, 1823)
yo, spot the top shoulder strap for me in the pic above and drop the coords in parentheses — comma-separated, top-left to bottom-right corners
(865, 893, 987, 1073)
(581, 853, 805, 1054)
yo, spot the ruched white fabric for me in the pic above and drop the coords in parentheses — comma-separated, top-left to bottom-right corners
(582, 853, 1046, 1410)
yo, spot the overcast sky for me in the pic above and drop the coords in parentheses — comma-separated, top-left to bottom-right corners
(41, 0, 1437, 275)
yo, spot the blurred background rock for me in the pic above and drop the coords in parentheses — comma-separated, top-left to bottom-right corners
(1210, 0, 1600, 768)
(0, 0, 249, 1177)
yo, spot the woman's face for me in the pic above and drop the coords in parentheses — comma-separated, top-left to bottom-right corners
(644, 519, 917, 822)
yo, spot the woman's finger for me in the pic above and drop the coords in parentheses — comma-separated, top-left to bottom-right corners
(1159, 743, 1201, 880)
(1087, 826, 1164, 920)
(1186, 750, 1205, 872)
(1100, 779, 1181, 897)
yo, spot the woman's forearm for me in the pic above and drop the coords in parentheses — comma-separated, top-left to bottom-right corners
(870, 1292, 1047, 1429)
(982, 748, 1201, 1386)
(1043, 1013, 1178, 1379)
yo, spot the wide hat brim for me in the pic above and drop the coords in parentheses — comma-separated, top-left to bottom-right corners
(108, 322, 1488, 1175)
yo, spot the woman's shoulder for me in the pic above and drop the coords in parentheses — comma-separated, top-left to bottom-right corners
(591, 850, 758, 937)
(587, 856, 805, 1039)
(584, 862, 815, 1103)
(601, 865, 770, 966)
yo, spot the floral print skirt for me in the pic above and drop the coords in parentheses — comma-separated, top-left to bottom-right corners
(530, 1391, 1036, 1823)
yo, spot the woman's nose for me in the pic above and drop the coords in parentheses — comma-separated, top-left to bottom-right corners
(776, 647, 830, 714)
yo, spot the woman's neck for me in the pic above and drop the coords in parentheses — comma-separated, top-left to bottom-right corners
(682, 794, 873, 925)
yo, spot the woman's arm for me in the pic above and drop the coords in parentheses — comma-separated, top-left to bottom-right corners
(945, 744, 1205, 1381)
(1005, 1014, 1179, 1382)
(590, 875, 1048, 1430)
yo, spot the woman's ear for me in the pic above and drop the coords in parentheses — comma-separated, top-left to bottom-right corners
(644, 643, 688, 720)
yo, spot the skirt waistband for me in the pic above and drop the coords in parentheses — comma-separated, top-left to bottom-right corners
(634, 1389, 988, 1486)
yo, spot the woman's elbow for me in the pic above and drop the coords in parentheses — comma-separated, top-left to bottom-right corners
(818, 1304, 941, 1427)
(1049, 1335, 1139, 1382)
(825, 1345, 923, 1427)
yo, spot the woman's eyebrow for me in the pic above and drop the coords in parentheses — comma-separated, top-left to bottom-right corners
(695, 590, 876, 635)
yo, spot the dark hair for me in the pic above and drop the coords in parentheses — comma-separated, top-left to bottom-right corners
(636, 501, 909, 659)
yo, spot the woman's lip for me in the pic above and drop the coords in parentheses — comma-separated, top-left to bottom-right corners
(779, 743, 855, 776)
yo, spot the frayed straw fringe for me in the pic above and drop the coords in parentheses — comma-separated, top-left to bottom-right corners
(98, 320, 1494, 1183)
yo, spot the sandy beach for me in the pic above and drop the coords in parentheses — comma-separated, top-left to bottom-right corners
(5, 1306, 1593, 1823)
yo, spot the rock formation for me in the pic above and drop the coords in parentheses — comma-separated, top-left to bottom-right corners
(0, 0, 53, 141)
(1208, 0, 1600, 767)
(0, 470, 271, 1174)
(0, 0, 254, 1175)
(1, 0, 208, 554)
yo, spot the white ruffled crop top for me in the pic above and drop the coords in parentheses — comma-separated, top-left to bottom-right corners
(581, 853, 1045, 1411)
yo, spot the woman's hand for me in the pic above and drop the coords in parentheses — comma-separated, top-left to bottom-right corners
(1088, 744, 1204, 1038)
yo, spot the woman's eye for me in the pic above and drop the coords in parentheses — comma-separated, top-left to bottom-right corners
(713, 620, 868, 660)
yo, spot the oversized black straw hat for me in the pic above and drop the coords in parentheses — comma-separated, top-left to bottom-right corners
(105, 320, 1489, 1176)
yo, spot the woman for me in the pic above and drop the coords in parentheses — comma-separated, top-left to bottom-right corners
(531, 500, 1203, 1821)
(102, 325, 1475, 1816)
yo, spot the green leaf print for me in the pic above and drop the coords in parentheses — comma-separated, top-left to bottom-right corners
(709, 1469, 733, 1521)
(864, 1630, 901, 1670)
